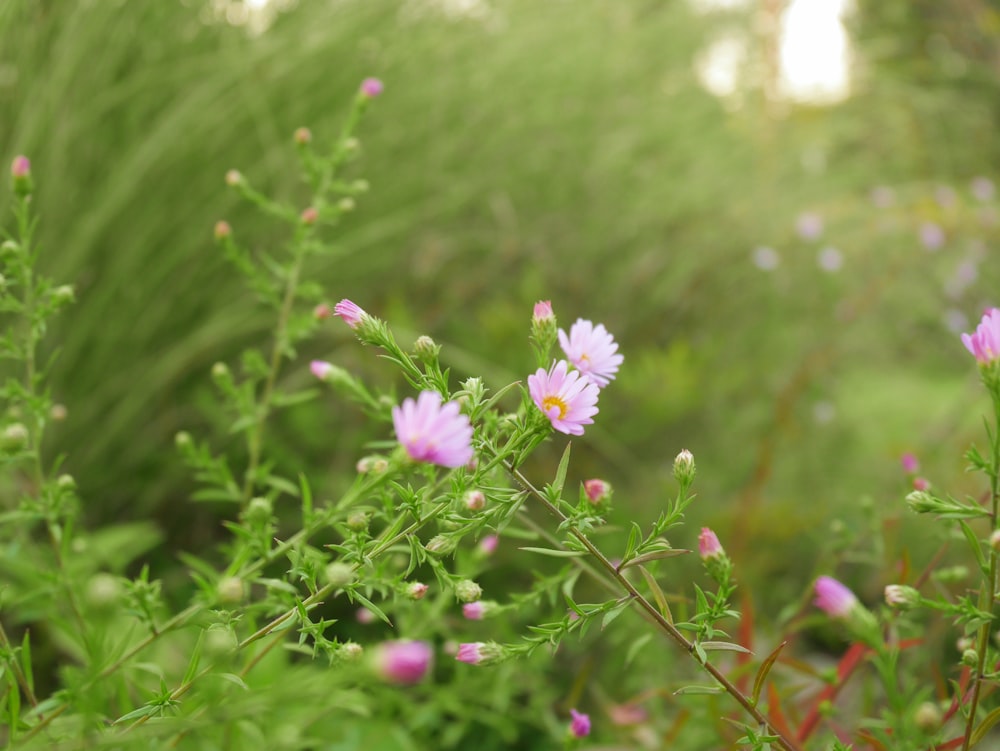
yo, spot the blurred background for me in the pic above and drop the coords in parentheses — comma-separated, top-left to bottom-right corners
(1, 0, 999, 608)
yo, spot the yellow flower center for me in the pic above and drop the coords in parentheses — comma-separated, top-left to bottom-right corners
(542, 395, 568, 420)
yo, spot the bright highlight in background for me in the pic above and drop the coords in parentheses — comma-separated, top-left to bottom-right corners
(778, 0, 852, 104)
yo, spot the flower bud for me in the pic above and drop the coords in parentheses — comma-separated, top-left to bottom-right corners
(963, 648, 979, 667)
(301, 206, 318, 225)
(324, 562, 356, 588)
(455, 641, 503, 665)
(407, 582, 429, 600)
(905, 490, 937, 514)
(175, 431, 193, 449)
(294, 127, 312, 145)
(990, 529, 1000, 552)
(914, 701, 942, 734)
(569, 709, 591, 739)
(56, 474, 76, 491)
(372, 640, 434, 686)
(673, 449, 695, 485)
(211, 361, 230, 383)
(337, 197, 355, 212)
(463, 490, 485, 511)
(214, 221, 232, 241)
(478, 534, 498, 556)
(360, 77, 384, 98)
(463, 601, 488, 620)
(313, 303, 332, 320)
(225, 169, 243, 187)
(454, 579, 482, 603)
(883, 584, 920, 610)
(346, 511, 370, 531)
(245, 496, 273, 524)
(698, 527, 724, 561)
(900, 453, 919, 473)
(52, 285, 75, 305)
(204, 627, 238, 659)
(425, 535, 456, 556)
(413, 335, 440, 363)
(11, 155, 32, 196)
(912, 476, 930, 492)
(50, 404, 68, 421)
(1, 423, 28, 451)
(85, 572, 122, 609)
(583, 478, 611, 505)
(217, 576, 245, 604)
(339, 642, 363, 660)
(356, 608, 376, 624)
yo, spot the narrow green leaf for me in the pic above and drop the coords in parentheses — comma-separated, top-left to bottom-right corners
(602, 599, 631, 630)
(350, 592, 393, 627)
(551, 443, 571, 498)
(638, 565, 673, 623)
(700, 641, 752, 654)
(751, 640, 787, 706)
(114, 704, 160, 724)
(518, 547, 587, 558)
(619, 548, 690, 569)
(299, 473, 313, 522)
(625, 633, 653, 666)
(674, 685, 724, 695)
(183, 633, 203, 685)
(20, 630, 32, 695)
(216, 673, 249, 691)
(959, 520, 988, 575)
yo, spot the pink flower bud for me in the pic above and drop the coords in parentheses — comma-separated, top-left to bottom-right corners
(912, 476, 930, 492)
(225, 169, 243, 187)
(698, 527, 724, 560)
(334, 298, 367, 329)
(11, 155, 30, 179)
(583, 478, 611, 505)
(213, 221, 232, 241)
(407, 582, 429, 600)
(314, 303, 332, 320)
(532, 300, 554, 324)
(900, 453, 919, 474)
(294, 127, 312, 145)
(356, 608, 376, 625)
(301, 206, 319, 225)
(373, 640, 432, 684)
(456, 641, 502, 665)
(310, 360, 334, 381)
(569, 709, 591, 738)
(464, 490, 486, 511)
(813, 576, 859, 619)
(463, 601, 486, 620)
(360, 77, 384, 97)
(478, 534, 498, 555)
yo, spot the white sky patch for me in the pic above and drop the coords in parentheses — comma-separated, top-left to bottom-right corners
(778, 0, 852, 104)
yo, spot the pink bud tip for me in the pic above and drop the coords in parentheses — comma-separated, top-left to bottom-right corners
(478, 534, 498, 555)
(301, 207, 319, 224)
(456, 642, 486, 665)
(463, 601, 485, 620)
(11, 156, 30, 178)
(334, 299, 367, 329)
(213, 221, 232, 240)
(570, 709, 591, 738)
(314, 303, 332, 320)
(360, 77, 384, 97)
(294, 127, 312, 145)
(698, 527, 724, 560)
(583, 478, 611, 504)
(912, 476, 930, 491)
(373, 640, 433, 684)
(900, 453, 919, 473)
(310, 360, 334, 380)
(813, 576, 858, 619)
(533, 300, 554, 323)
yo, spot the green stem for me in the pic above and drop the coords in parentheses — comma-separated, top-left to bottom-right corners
(504, 461, 801, 751)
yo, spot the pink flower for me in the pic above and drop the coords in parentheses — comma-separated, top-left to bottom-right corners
(10, 155, 30, 178)
(310, 360, 334, 380)
(360, 77, 384, 97)
(373, 640, 433, 684)
(478, 534, 498, 555)
(313, 303, 332, 320)
(558, 319, 623, 388)
(912, 476, 930, 491)
(334, 299, 367, 329)
(813, 576, 859, 619)
(900, 453, 919, 474)
(698, 527, 724, 560)
(213, 221, 231, 240)
(407, 582, 429, 600)
(796, 211, 823, 240)
(583, 479, 611, 504)
(533, 300, 554, 324)
(972, 177, 995, 202)
(569, 709, 591, 738)
(919, 222, 945, 251)
(962, 309, 1000, 364)
(463, 602, 485, 620)
(356, 608, 376, 624)
(392, 391, 474, 468)
(528, 360, 600, 435)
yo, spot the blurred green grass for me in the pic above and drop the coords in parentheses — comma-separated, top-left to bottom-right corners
(0, 0, 998, 595)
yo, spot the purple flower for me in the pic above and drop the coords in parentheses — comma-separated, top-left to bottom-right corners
(392, 391, 474, 468)
(972, 177, 995, 202)
(796, 212, 823, 241)
(919, 222, 945, 251)
(373, 640, 433, 684)
(558, 319, 623, 388)
(962, 308, 1000, 364)
(310, 360, 334, 380)
(478, 534, 498, 555)
(900, 453, 919, 474)
(813, 576, 859, 619)
(528, 360, 600, 435)
(360, 77, 384, 97)
(334, 299, 367, 329)
(569, 709, 591, 738)
(698, 527, 724, 561)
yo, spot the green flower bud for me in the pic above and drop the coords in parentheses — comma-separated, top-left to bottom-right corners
(245, 496, 272, 524)
(673, 449, 695, 485)
(1, 423, 28, 451)
(454, 579, 482, 603)
(217, 576, 245, 605)
(324, 562, 356, 588)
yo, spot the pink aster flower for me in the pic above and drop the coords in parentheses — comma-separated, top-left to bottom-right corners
(698, 527, 724, 561)
(558, 319, 623, 388)
(373, 640, 433, 684)
(814, 576, 859, 619)
(528, 360, 600, 435)
(569, 709, 591, 738)
(334, 299, 367, 329)
(533, 300, 554, 324)
(10, 155, 30, 178)
(962, 308, 1000, 364)
(392, 391, 474, 468)
(360, 77, 384, 97)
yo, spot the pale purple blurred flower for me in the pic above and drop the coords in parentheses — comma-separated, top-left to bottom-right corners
(900, 453, 919, 474)
(462, 602, 485, 620)
(817, 246, 843, 272)
(392, 391, 474, 468)
(962, 308, 1000, 364)
(528, 360, 600, 435)
(310, 360, 334, 380)
(920, 222, 945, 251)
(360, 77, 384, 97)
(870, 185, 895, 208)
(373, 640, 432, 684)
(558, 319, 624, 388)
(569, 709, 591, 738)
(10, 155, 30, 178)
(752, 246, 780, 271)
(943, 308, 969, 334)
(478, 534, 498, 555)
(796, 212, 823, 241)
(972, 177, 995, 202)
(814, 576, 858, 619)
(913, 477, 930, 491)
